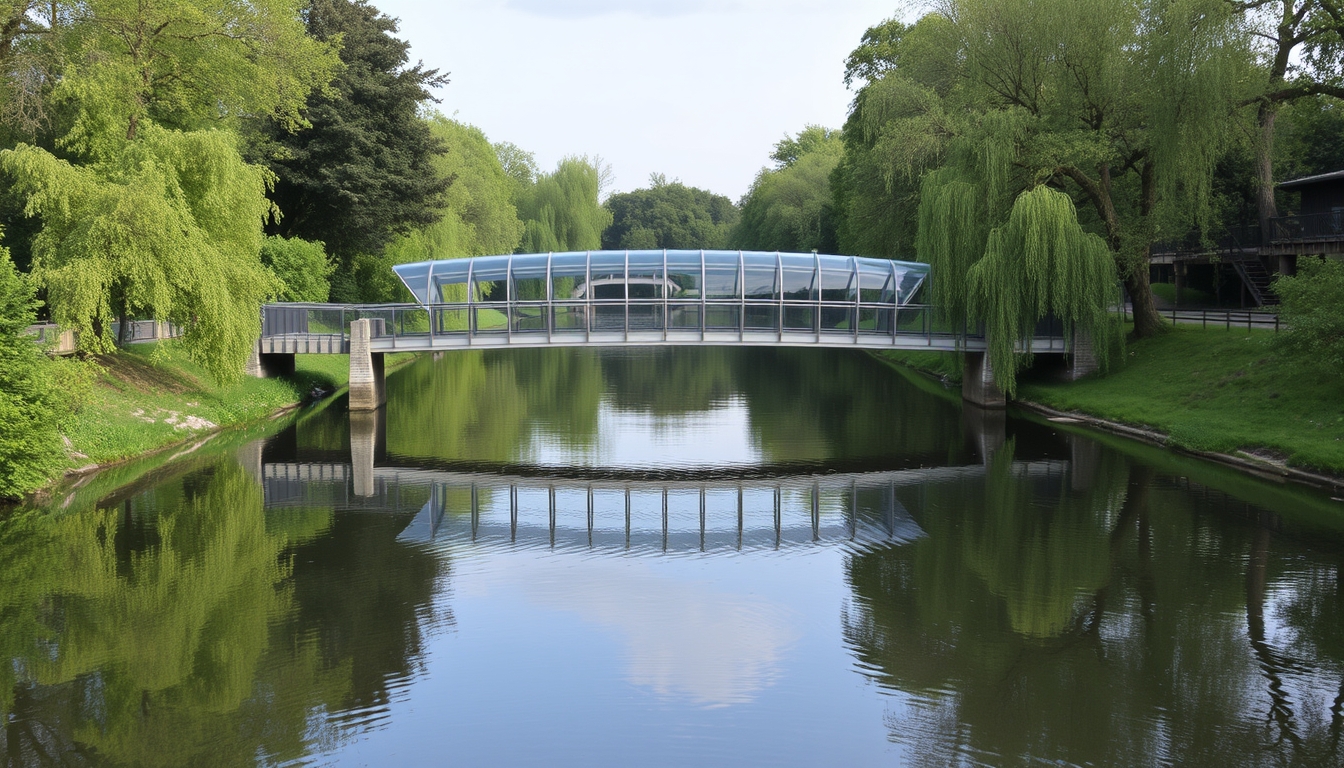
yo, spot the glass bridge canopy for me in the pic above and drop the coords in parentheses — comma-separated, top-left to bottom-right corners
(392, 250, 930, 307)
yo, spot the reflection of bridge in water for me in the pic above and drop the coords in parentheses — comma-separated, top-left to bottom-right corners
(256, 461, 1071, 554)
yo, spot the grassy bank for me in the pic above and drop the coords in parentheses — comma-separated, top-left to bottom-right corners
(63, 342, 414, 470)
(874, 325, 1344, 476)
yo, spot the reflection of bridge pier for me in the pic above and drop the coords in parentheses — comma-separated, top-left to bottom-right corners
(350, 406, 386, 497)
(962, 403, 1007, 464)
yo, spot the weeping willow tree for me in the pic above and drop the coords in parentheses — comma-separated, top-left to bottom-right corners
(967, 187, 1121, 395)
(516, 156, 613, 253)
(2, 127, 280, 381)
(850, 0, 1257, 347)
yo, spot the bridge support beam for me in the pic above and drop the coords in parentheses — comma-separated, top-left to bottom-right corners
(962, 351, 1006, 409)
(244, 343, 295, 379)
(348, 319, 386, 412)
(1066, 330, 1100, 381)
(350, 407, 386, 498)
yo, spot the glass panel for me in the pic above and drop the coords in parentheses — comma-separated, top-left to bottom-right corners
(704, 305, 738, 329)
(742, 252, 777, 269)
(583, 252, 625, 300)
(627, 304, 664, 330)
(665, 251, 702, 298)
(743, 267, 777, 300)
(511, 254, 550, 301)
(551, 304, 586, 333)
(783, 306, 814, 330)
(703, 251, 739, 269)
(393, 262, 430, 303)
(820, 269, 855, 303)
(820, 306, 852, 330)
(779, 254, 816, 301)
(471, 256, 510, 303)
(744, 306, 778, 330)
(704, 268, 739, 300)
(592, 305, 624, 330)
(858, 263, 894, 303)
(551, 254, 587, 300)
(626, 250, 666, 300)
(669, 304, 701, 329)
(511, 304, 548, 332)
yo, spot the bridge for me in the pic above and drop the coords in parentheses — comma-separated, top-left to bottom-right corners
(248, 250, 1095, 409)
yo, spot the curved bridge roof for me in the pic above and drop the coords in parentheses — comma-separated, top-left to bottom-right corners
(392, 250, 930, 307)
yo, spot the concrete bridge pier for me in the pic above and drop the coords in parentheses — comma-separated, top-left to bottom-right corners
(349, 406, 387, 498)
(349, 319, 386, 412)
(962, 351, 1006, 409)
(1066, 330, 1100, 381)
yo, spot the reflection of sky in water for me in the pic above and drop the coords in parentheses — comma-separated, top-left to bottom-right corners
(461, 556, 797, 707)
(528, 396, 767, 469)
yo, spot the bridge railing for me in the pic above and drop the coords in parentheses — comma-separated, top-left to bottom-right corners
(260, 299, 990, 348)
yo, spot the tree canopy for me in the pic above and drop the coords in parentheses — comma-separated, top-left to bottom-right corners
(732, 126, 842, 253)
(516, 156, 612, 253)
(602, 174, 738, 250)
(263, 0, 449, 271)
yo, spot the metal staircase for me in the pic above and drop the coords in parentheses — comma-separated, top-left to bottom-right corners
(1230, 256, 1278, 307)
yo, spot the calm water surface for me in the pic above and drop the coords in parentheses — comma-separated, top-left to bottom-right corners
(4, 348, 1344, 767)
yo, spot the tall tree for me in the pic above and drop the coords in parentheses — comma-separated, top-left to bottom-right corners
(1233, 1, 1344, 239)
(602, 174, 737, 250)
(1, 0, 332, 376)
(515, 156, 612, 253)
(860, 0, 1256, 339)
(264, 0, 449, 270)
(733, 126, 842, 253)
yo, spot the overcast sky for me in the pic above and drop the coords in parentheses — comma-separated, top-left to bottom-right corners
(373, 0, 914, 201)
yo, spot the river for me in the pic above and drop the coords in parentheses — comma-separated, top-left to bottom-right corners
(3, 347, 1343, 766)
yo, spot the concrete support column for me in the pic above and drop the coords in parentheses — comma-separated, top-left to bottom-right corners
(349, 407, 386, 498)
(1067, 329, 1100, 381)
(1278, 253, 1297, 278)
(962, 351, 1006, 409)
(244, 342, 296, 379)
(348, 319, 386, 411)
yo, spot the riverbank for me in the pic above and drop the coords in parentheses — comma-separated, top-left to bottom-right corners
(54, 342, 417, 485)
(876, 324, 1344, 484)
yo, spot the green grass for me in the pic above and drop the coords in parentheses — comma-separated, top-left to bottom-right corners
(875, 349, 963, 383)
(64, 342, 414, 467)
(1150, 282, 1219, 307)
(1018, 325, 1344, 474)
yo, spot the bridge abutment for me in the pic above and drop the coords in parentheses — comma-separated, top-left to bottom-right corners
(349, 319, 386, 412)
(244, 343, 296, 378)
(962, 351, 1006, 409)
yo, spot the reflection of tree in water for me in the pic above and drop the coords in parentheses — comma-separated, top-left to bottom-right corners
(733, 348, 971, 467)
(843, 443, 1344, 766)
(598, 347, 736, 415)
(384, 348, 603, 463)
(0, 451, 447, 766)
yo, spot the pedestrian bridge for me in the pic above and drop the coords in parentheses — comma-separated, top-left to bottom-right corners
(249, 251, 1089, 410)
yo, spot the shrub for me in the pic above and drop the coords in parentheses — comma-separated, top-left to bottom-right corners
(0, 247, 83, 498)
(1274, 257, 1344, 372)
(261, 235, 332, 303)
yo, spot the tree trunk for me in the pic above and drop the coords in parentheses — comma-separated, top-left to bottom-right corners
(1256, 104, 1279, 246)
(1123, 250, 1164, 339)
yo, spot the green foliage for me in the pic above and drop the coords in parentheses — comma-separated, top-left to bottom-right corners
(3, 126, 280, 381)
(265, 0, 449, 265)
(516, 156, 612, 253)
(0, 245, 80, 498)
(965, 186, 1121, 394)
(262, 236, 332, 303)
(733, 126, 843, 252)
(1274, 257, 1344, 372)
(52, 0, 339, 154)
(602, 175, 738, 250)
(352, 116, 524, 304)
